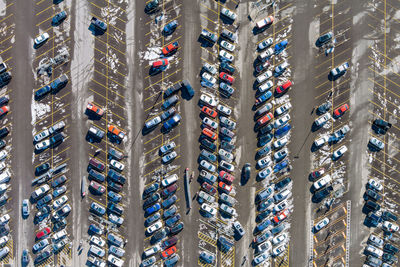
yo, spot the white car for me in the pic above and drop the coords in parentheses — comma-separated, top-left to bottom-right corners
(200, 94, 219, 107)
(256, 70, 273, 84)
(200, 160, 217, 173)
(202, 62, 217, 75)
(110, 159, 125, 171)
(90, 236, 106, 248)
(382, 221, 399, 233)
(34, 129, 50, 143)
(201, 203, 217, 216)
(313, 175, 332, 191)
(0, 162, 6, 172)
(273, 200, 288, 212)
(108, 254, 124, 267)
(314, 135, 330, 147)
(201, 72, 217, 85)
(272, 232, 288, 245)
(217, 104, 232, 116)
(162, 151, 177, 163)
(368, 178, 383, 192)
(257, 156, 271, 169)
(0, 151, 7, 161)
(365, 245, 384, 257)
(109, 213, 124, 226)
(162, 174, 178, 187)
(219, 49, 234, 62)
(220, 160, 235, 172)
(272, 244, 286, 256)
(218, 149, 234, 163)
(202, 117, 218, 130)
(274, 114, 290, 128)
(273, 137, 288, 149)
(143, 245, 161, 258)
(332, 145, 347, 160)
(160, 141, 176, 154)
(315, 113, 331, 127)
(0, 214, 9, 225)
(314, 218, 330, 231)
(0, 236, 8, 247)
(275, 103, 292, 115)
(146, 220, 163, 235)
(89, 245, 105, 257)
(145, 116, 161, 129)
(34, 32, 50, 46)
(220, 7, 237, 20)
(52, 229, 67, 241)
(35, 139, 50, 151)
(220, 40, 235, 52)
(274, 61, 289, 75)
(330, 62, 349, 77)
(220, 116, 236, 130)
(53, 195, 68, 210)
(258, 38, 274, 50)
(258, 80, 274, 93)
(258, 166, 272, 180)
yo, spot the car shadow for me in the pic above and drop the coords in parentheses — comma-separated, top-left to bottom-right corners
(197, 36, 215, 48)
(252, 25, 271, 35)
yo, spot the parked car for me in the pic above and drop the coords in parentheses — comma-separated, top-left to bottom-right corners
(333, 104, 349, 118)
(330, 62, 349, 78)
(332, 145, 347, 160)
(314, 218, 330, 231)
(34, 32, 50, 47)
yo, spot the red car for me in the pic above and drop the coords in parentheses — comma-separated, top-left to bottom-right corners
(276, 80, 292, 94)
(333, 104, 349, 118)
(86, 102, 104, 117)
(202, 128, 218, 141)
(257, 112, 273, 126)
(201, 182, 217, 196)
(219, 72, 235, 84)
(218, 181, 232, 193)
(309, 168, 325, 181)
(161, 245, 177, 259)
(162, 42, 179, 56)
(0, 106, 9, 117)
(219, 171, 235, 184)
(36, 227, 51, 239)
(152, 59, 168, 69)
(273, 209, 290, 223)
(201, 106, 217, 118)
(89, 180, 106, 194)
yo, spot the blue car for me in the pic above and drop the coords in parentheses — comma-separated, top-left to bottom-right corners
(162, 195, 177, 209)
(275, 124, 291, 138)
(143, 183, 159, 199)
(255, 219, 272, 233)
(257, 197, 274, 212)
(52, 11, 67, 26)
(89, 224, 103, 235)
(145, 212, 161, 227)
(145, 203, 161, 216)
(258, 133, 273, 147)
(256, 144, 271, 158)
(165, 214, 181, 227)
(108, 190, 122, 203)
(163, 20, 177, 35)
(163, 114, 181, 131)
(35, 85, 51, 100)
(274, 39, 288, 54)
(256, 210, 272, 223)
(201, 138, 217, 152)
(163, 205, 177, 219)
(255, 90, 272, 106)
(274, 160, 289, 173)
(36, 194, 52, 209)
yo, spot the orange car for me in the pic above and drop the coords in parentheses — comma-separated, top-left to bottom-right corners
(202, 128, 218, 141)
(86, 102, 104, 117)
(161, 245, 177, 259)
(162, 42, 179, 56)
(0, 106, 9, 117)
(257, 112, 273, 126)
(108, 125, 126, 140)
(218, 181, 232, 193)
(201, 106, 217, 118)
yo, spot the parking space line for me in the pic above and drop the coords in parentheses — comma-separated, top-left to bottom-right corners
(36, 0, 46, 5)
(144, 68, 181, 90)
(91, 79, 125, 99)
(0, 46, 12, 56)
(94, 69, 128, 90)
(93, 45, 127, 64)
(0, 35, 14, 46)
(34, 102, 71, 126)
(0, 13, 13, 24)
(200, 3, 218, 15)
(88, 88, 127, 110)
(94, 58, 126, 77)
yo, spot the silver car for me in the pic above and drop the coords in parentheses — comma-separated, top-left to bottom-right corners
(200, 160, 216, 173)
(145, 116, 161, 129)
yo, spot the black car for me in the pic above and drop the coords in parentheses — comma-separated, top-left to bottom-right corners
(200, 138, 217, 152)
(51, 175, 67, 188)
(315, 32, 333, 47)
(50, 74, 68, 93)
(108, 181, 123, 192)
(0, 95, 9, 107)
(220, 62, 235, 74)
(164, 83, 181, 98)
(382, 211, 398, 222)
(363, 189, 382, 202)
(34, 250, 52, 264)
(382, 253, 397, 264)
(36, 194, 52, 209)
(275, 177, 292, 192)
(53, 218, 67, 231)
(312, 186, 333, 203)
(258, 124, 273, 135)
(151, 229, 167, 244)
(384, 243, 399, 254)
(317, 101, 332, 115)
(242, 163, 251, 181)
(168, 222, 184, 235)
(35, 163, 51, 176)
(108, 169, 126, 185)
(50, 133, 64, 147)
(365, 200, 380, 212)
(256, 210, 271, 223)
(0, 127, 9, 139)
(52, 11, 67, 26)
(143, 183, 159, 199)
(107, 203, 124, 216)
(373, 119, 392, 134)
(90, 17, 107, 32)
(0, 72, 11, 88)
(143, 193, 160, 209)
(0, 140, 6, 150)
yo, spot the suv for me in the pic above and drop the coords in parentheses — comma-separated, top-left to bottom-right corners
(50, 74, 68, 93)
(232, 221, 245, 237)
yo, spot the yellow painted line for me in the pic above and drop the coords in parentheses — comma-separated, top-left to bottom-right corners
(0, 13, 13, 24)
(94, 58, 127, 77)
(200, 3, 218, 15)
(144, 69, 182, 90)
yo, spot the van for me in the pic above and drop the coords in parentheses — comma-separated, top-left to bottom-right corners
(181, 80, 195, 98)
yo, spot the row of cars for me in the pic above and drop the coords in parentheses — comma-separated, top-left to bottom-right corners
(84, 102, 127, 267)
(250, 13, 293, 265)
(140, 7, 184, 267)
(196, 6, 244, 265)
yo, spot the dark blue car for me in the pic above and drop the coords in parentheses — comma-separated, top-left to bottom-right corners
(258, 133, 273, 147)
(256, 210, 272, 223)
(275, 124, 291, 138)
(143, 183, 159, 199)
(145, 212, 161, 227)
(274, 160, 288, 173)
(52, 11, 67, 26)
(35, 85, 51, 100)
(201, 138, 217, 152)
(255, 219, 271, 233)
(257, 197, 274, 212)
(108, 190, 122, 203)
(256, 144, 271, 158)
(274, 39, 288, 54)
(163, 20, 177, 35)
(162, 195, 177, 209)
(145, 203, 161, 216)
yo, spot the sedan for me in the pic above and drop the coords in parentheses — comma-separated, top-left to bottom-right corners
(330, 62, 349, 77)
(219, 50, 234, 62)
(314, 218, 330, 231)
(217, 104, 232, 116)
(162, 151, 177, 163)
(218, 149, 234, 163)
(90, 202, 106, 216)
(146, 221, 163, 235)
(272, 244, 286, 256)
(258, 37, 273, 50)
(332, 145, 347, 160)
(200, 160, 216, 173)
(36, 227, 51, 240)
(201, 72, 217, 85)
(220, 7, 237, 20)
(274, 148, 288, 162)
(333, 103, 349, 118)
(273, 209, 290, 224)
(33, 129, 50, 143)
(34, 32, 50, 47)
(369, 137, 384, 151)
(218, 181, 232, 194)
(220, 40, 235, 52)
(53, 196, 68, 210)
(202, 117, 218, 130)
(109, 159, 125, 172)
(257, 156, 271, 169)
(314, 135, 329, 147)
(315, 113, 331, 127)
(201, 106, 217, 118)
(273, 137, 288, 150)
(165, 214, 181, 227)
(258, 166, 272, 180)
(219, 72, 235, 84)
(33, 239, 49, 252)
(220, 82, 234, 96)
(383, 221, 399, 233)
(274, 114, 290, 128)
(201, 203, 217, 216)
(22, 199, 30, 217)
(90, 236, 106, 248)
(162, 246, 177, 259)
(253, 252, 269, 265)
(220, 160, 234, 172)
(200, 94, 219, 107)
(309, 168, 325, 181)
(272, 232, 288, 245)
(255, 90, 272, 106)
(35, 140, 50, 151)
(160, 141, 176, 154)
(275, 103, 292, 116)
